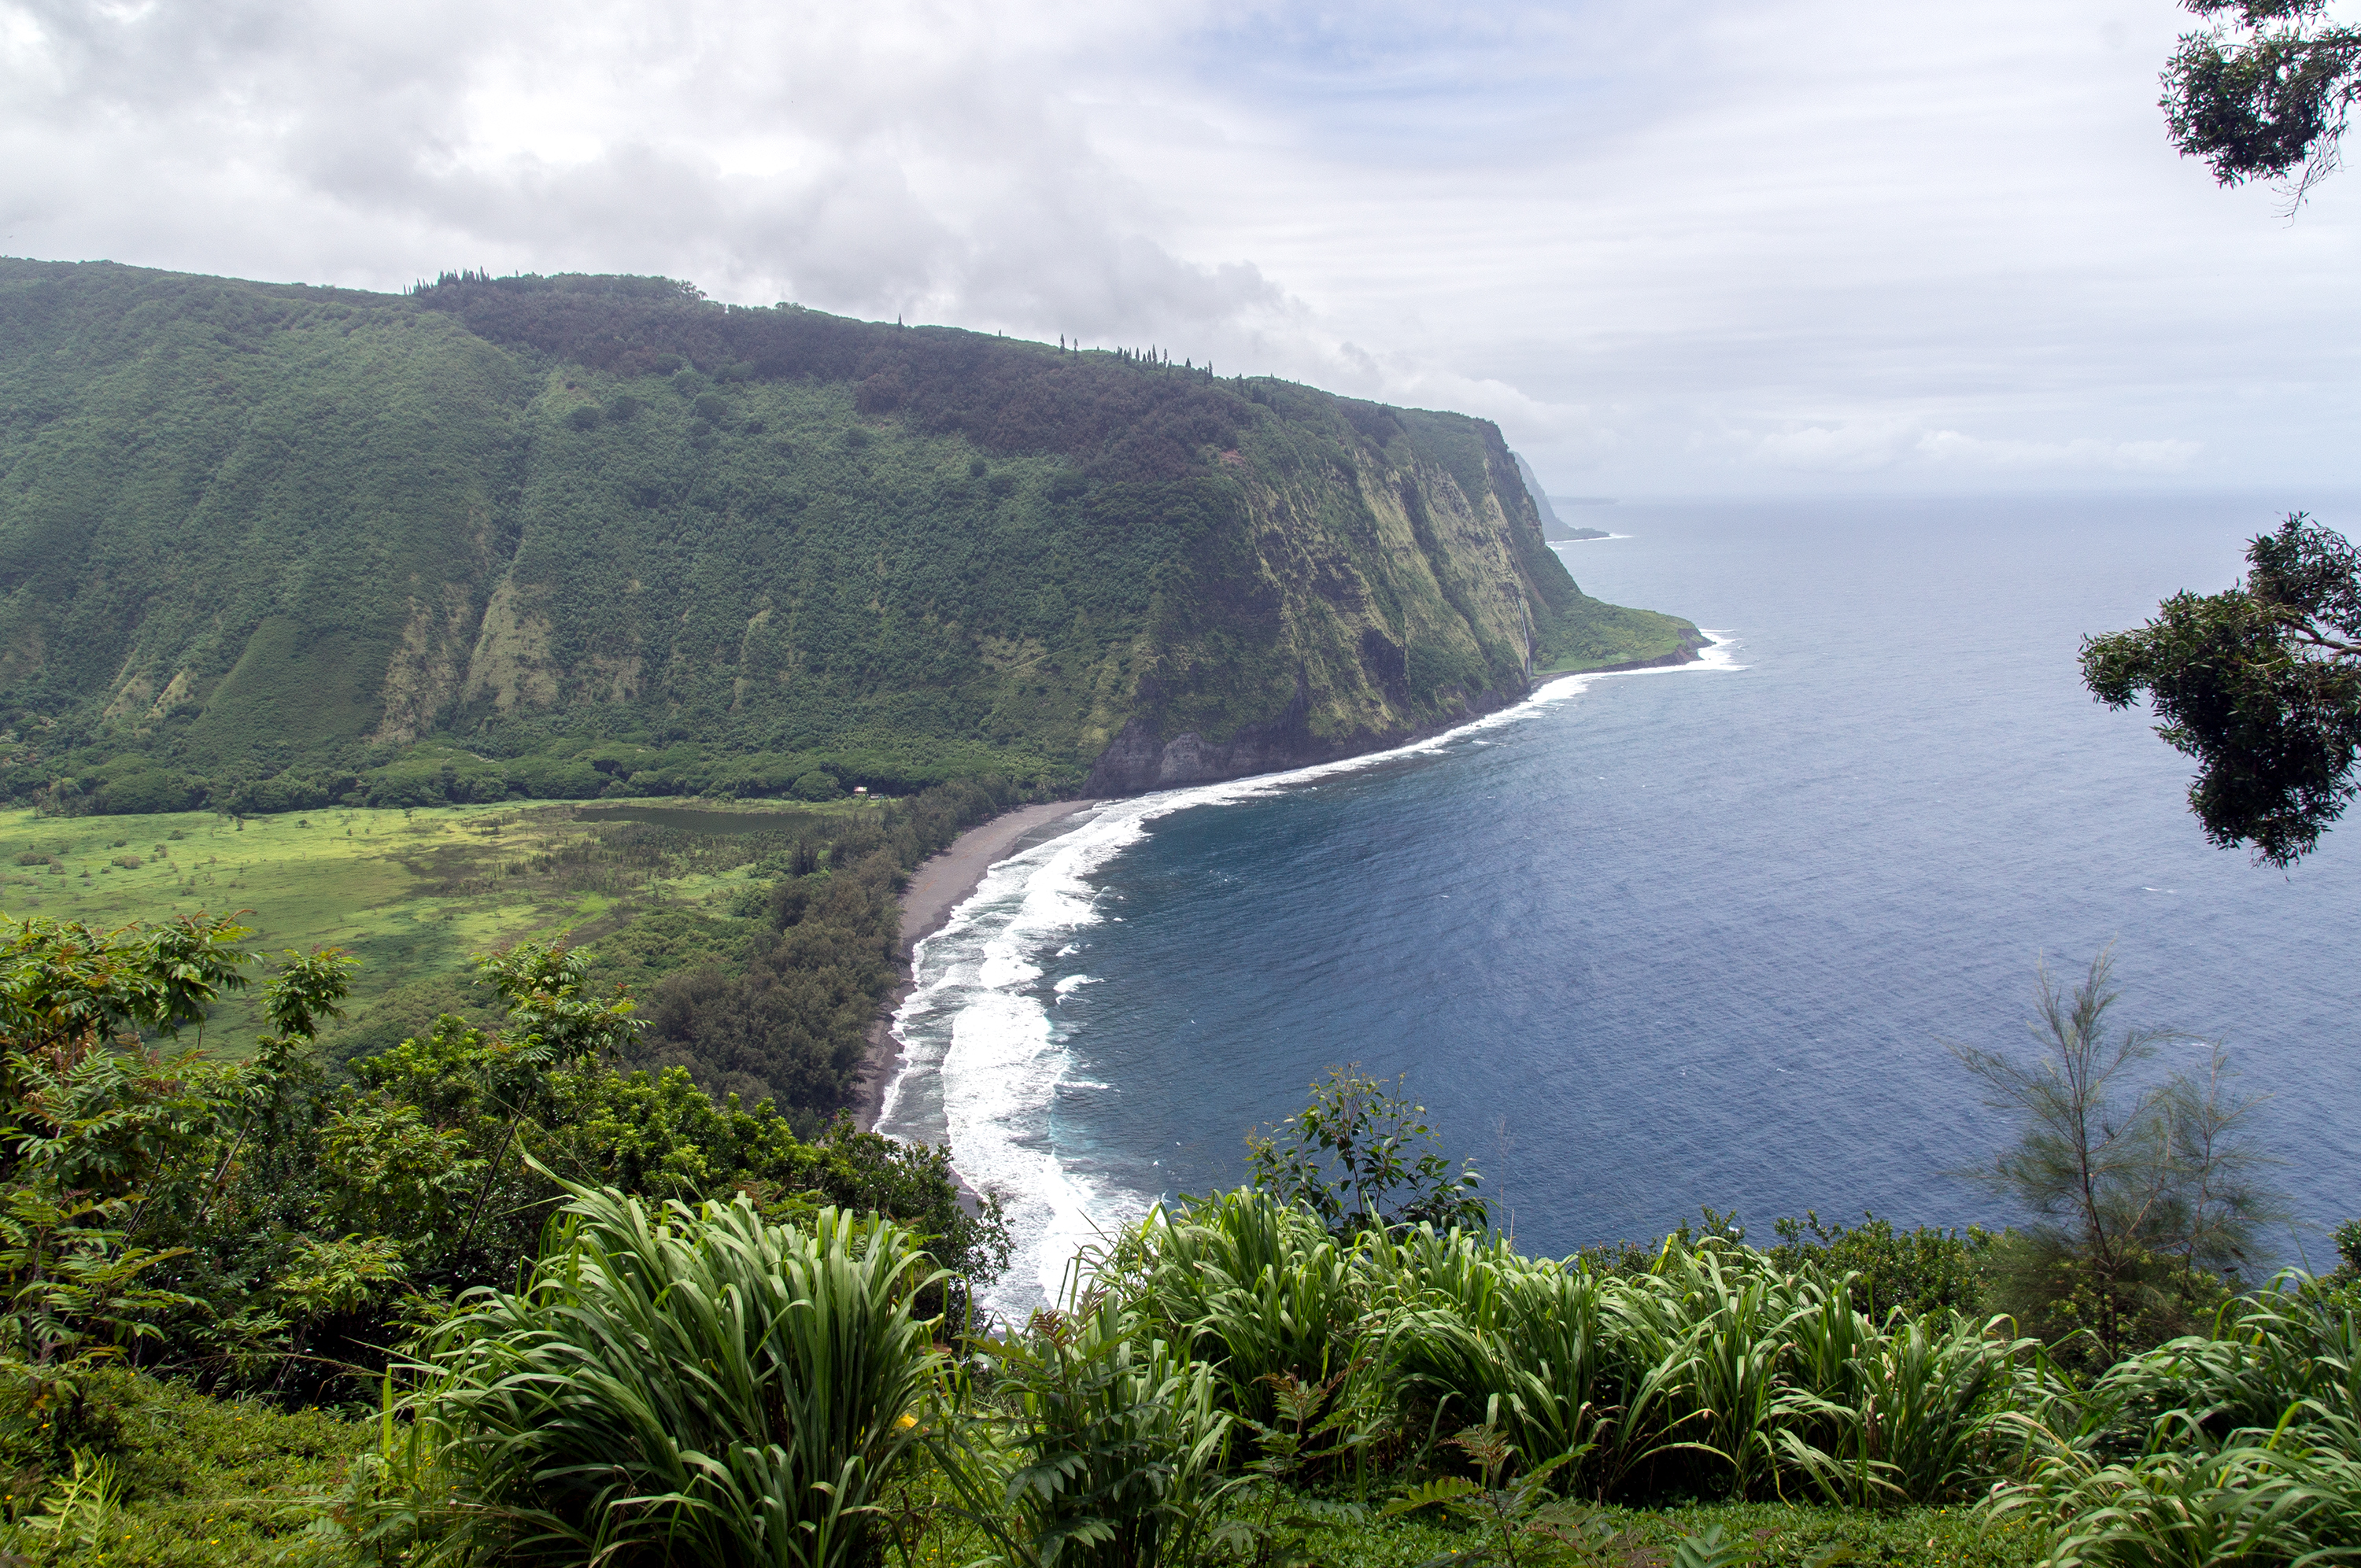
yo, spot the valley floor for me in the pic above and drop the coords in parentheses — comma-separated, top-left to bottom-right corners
(0, 796, 878, 1056)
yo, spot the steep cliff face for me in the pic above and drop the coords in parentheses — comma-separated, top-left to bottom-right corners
(1083, 405, 1697, 791)
(0, 261, 1698, 810)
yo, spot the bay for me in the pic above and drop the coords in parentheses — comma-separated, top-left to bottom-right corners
(885, 493, 2361, 1313)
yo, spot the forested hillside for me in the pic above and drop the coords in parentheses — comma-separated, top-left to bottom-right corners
(0, 260, 1698, 814)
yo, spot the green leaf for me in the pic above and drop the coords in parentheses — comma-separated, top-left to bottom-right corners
(1383, 1475, 1483, 1516)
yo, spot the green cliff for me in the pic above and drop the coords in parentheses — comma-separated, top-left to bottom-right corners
(0, 260, 1700, 811)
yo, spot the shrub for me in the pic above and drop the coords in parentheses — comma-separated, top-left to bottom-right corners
(2332, 1219, 2361, 1284)
(1766, 1211, 1995, 1319)
(86, 771, 194, 816)
(1245, 1065, 1486, 1240)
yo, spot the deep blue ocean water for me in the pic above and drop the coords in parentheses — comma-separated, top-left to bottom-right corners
(883, 495, 2361, 1312)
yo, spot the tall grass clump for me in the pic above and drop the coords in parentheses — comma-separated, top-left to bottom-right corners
(1776, 1283, 2027, 1506)
(1992, 1274, 2361, 1564)
(1357, 1226, 2033, 1507)
(939, 1289, 1234, 1567)
(408, 1185, 944, 1568)
(1371, 1226, 1631, 1490)
(1108, 1190, 1367, 1427)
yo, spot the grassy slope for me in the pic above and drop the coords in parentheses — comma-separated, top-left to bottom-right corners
(0, 262, 1698, 808)
(0, 799, 863, 1055)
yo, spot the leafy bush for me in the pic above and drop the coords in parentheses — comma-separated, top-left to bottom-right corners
(1245, 1066, 1487, 1241)
(0, 913, 1003, 1418)
(87, 772, 195, 816)
(1765, 1211, 1995, 1319)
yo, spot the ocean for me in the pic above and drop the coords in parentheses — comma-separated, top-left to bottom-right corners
(878, 494, 2361, 1315)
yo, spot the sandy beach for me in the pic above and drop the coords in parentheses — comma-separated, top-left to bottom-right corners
(852, 798, 1101, 1131)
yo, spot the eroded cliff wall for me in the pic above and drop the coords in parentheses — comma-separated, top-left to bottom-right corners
(0, 260, 1698, 809)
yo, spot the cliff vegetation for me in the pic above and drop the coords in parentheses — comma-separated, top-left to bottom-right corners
(0, 261, 1699, 816)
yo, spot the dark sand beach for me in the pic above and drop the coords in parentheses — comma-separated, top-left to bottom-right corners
(852, 799, 1100, 1131)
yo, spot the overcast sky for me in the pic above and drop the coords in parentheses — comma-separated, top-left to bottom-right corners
(4, 0, 2355, 496)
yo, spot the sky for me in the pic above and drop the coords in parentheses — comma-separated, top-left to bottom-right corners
(2, 0, 2355, 497)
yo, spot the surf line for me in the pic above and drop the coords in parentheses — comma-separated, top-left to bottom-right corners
(878, 630, 1745, 1317)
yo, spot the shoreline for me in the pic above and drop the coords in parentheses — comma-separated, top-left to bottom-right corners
(851, 798, 1102, 1133)
(851, 635, 1727, 1139)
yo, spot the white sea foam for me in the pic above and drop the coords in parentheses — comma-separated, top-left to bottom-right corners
(881, 629, 1744, 1319)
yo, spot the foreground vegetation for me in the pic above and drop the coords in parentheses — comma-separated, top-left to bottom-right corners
(0, 795, 2337, 1566)
(1, 908, 2348, 1567)
(7, 1164, 2349, 1566)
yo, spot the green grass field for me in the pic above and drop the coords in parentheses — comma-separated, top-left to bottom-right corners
(0, 799, 878, 1053)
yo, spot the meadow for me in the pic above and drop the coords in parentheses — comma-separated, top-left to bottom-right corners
(0, 797, 874, 1053)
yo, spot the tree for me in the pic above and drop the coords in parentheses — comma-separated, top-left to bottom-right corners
(2164, 0, 2361, 202)
(1245, 1066, 1487, 1240)
(2081, 513, 2361, 866)
(1949, 952, 2282, 1367)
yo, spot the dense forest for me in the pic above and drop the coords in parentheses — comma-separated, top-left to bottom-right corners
(0, 262, 1699, 817)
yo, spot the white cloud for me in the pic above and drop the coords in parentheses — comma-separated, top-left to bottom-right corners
(2, 0, 2353, 496)
(0, 0, 1278, 334)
